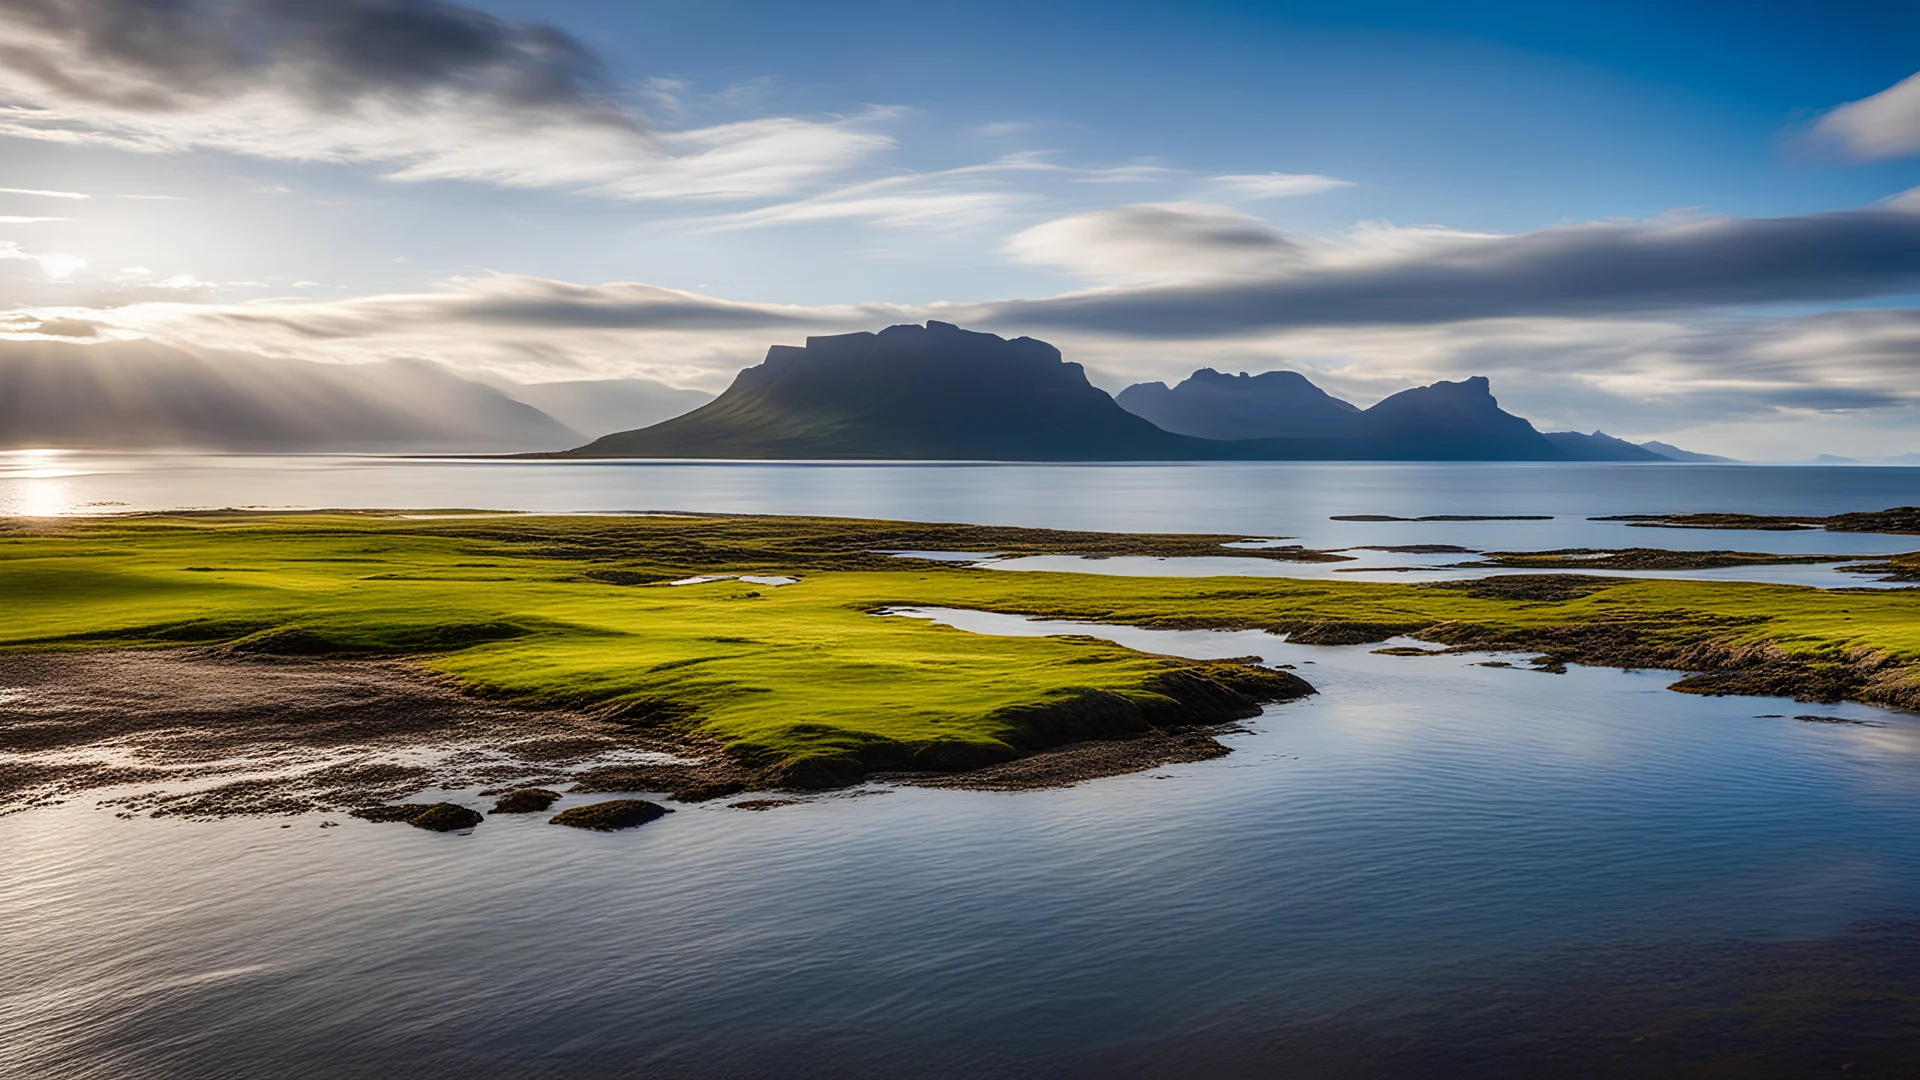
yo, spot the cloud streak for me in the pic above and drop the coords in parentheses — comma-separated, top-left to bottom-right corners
(1205, 172, 1355, 199)
(984, 201, 1920, 335)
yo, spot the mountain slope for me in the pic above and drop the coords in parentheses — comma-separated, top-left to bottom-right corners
(1542, 430, 1674, 461)
(1115, 368, 1361, 440)
(566, 322, 1210, 460)
(0, 340, 580, 452)
(1349, 376, 1563, 459)
(1639, 440, 1735, 463)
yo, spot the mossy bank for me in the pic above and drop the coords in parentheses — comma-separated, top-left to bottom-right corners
(4, 511, 1918, 813)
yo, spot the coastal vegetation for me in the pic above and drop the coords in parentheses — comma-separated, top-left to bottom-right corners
(4, 511, 1919, 796)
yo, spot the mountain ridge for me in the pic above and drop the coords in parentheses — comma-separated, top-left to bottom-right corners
(560, 323, 1662, 462)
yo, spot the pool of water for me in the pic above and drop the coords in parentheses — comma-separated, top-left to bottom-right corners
(6, 613, 1920, 1078)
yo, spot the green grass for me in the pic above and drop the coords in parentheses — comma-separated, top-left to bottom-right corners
(5, 512, 1919, 769)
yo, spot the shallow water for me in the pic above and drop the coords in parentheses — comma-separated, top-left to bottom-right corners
(971, 551, 1916, 588)
(6, 614, 1920, 1078)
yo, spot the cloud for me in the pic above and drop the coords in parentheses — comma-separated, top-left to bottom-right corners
(0, 184, 86, 198)
(0, 0, 890, 199)
(62, 273, 907, 387)
(0, 238, 84, 278)
(1205, 173, 1355, 199)
(984, 200, 1920, 335)
(1815, 70, 1920, 160)
(1005, 202, 1306, 283)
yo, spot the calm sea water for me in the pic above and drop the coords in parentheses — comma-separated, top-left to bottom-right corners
(6, 454, 1920, 1076)
(5, 616, 1920, 1078)
(4, 452, 1919, 584)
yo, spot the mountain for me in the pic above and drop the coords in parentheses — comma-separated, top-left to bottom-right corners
(560, 323, 1605, 462)
(495, 378, 713, 440)
(0, 339, 580, 452)
(1637, 440, 1734, 463)
(1115, 367, 1564, 459)
(1542, 430, 1674, 461)
(1350, 376, 1562, 459)
(564, 321, 1208, 460)
(1115, 368, 1360, 440)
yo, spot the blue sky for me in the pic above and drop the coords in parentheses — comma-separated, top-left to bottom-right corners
(1, 0, 1918, 457)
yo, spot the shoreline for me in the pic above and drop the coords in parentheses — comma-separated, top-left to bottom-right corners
(0, 648, 1309, 819)
(6, 509, 1920, 823)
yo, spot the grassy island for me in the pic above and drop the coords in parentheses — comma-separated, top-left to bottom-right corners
(4, 512, 1918, 808)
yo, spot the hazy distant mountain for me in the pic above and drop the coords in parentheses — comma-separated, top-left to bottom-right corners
(1638, 440, 1735, 463)
(0, 340, 580, 452)
(1542, 430, 1673, 461)
(1116, 367, 1565, 460)
(496, 378, 713, 440)
(565, 321, 1206, 460)
(1115, 369, 1360, 440)
(1352, 376, 1562, 459)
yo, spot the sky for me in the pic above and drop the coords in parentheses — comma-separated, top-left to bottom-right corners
(1, 0, 1918, 458)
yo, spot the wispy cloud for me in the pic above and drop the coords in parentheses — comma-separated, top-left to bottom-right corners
(1815, 70, 1920, 160)
(0, 186, 87, 199)
(0, 215, 68, 223)
(1205, 173, 1355, 199)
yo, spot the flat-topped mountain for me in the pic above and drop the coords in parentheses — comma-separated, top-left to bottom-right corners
(565, 321, 1207, 460)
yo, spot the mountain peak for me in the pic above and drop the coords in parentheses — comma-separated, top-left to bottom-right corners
(570, 322, 1195, 461)
(1116, 366, 1361, 440)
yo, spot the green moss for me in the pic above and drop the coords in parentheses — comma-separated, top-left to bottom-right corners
(5, 512, 1919, 774)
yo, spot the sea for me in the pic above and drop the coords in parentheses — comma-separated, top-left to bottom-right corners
(5, 453, 1920, 1078)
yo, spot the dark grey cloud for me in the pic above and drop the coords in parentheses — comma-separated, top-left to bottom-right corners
(982, 205, 1920, 336)
(0, 0, 623, 122)
(0, 0, 886, 196)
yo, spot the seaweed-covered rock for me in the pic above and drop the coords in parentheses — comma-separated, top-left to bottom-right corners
(349, 803, 436, 823)
(490, 788, 562, 814)
(550, 798, 672, 831)
(407, 803, 484, 831)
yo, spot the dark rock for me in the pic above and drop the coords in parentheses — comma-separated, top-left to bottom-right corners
(549, 798, 672, 831)
(490, 788, 561, 814)
(406, 802, 483, 832)
(349, 802, 435, 823)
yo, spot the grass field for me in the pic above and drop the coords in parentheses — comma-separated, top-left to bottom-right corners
(5, 512, 1918, 774)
